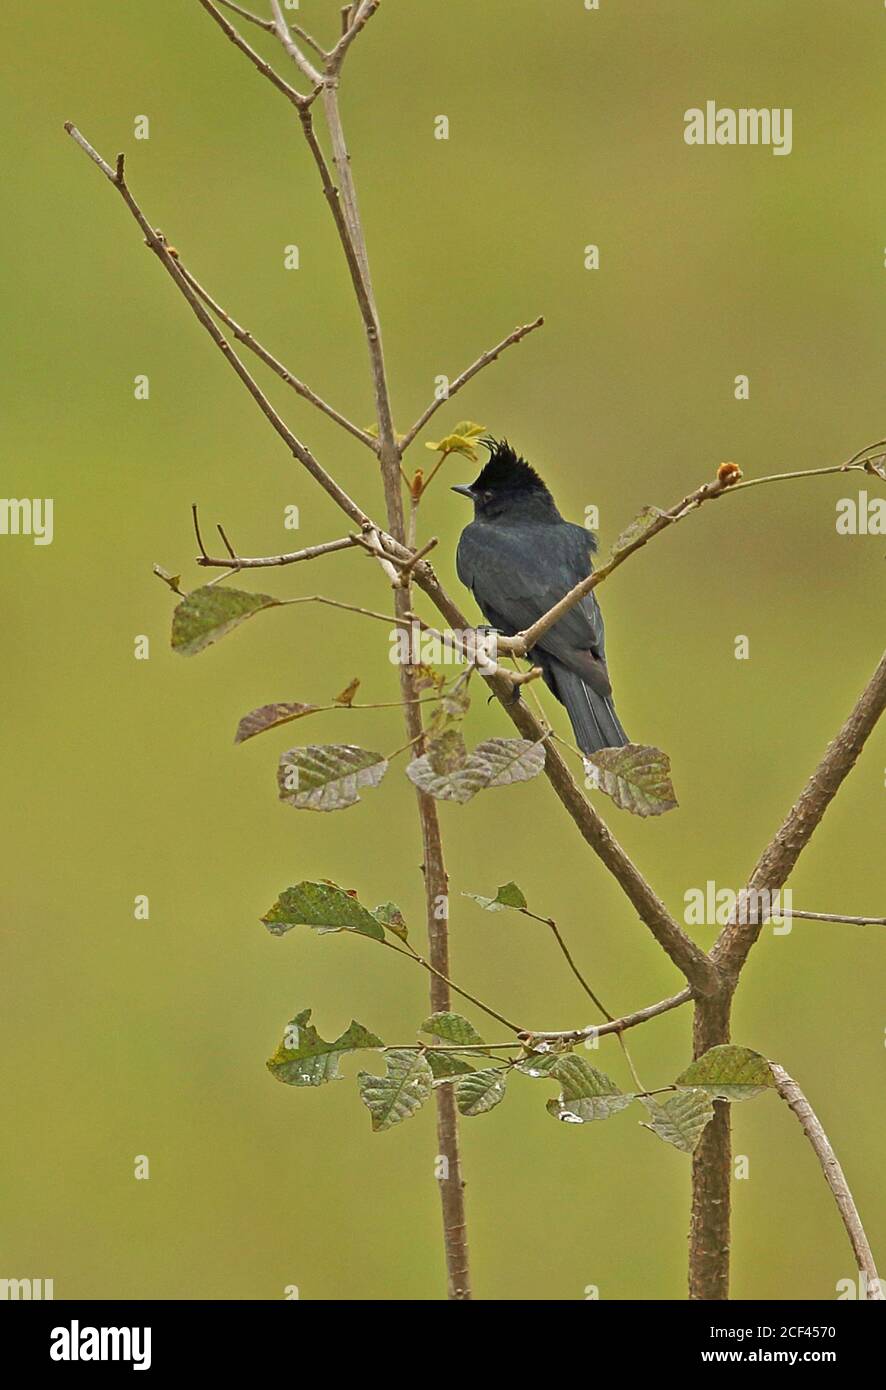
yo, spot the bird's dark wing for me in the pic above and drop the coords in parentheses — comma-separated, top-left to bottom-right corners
(457, 520, 611, 691)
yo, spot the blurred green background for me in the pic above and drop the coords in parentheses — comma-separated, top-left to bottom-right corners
(2, 0, 884, 1301)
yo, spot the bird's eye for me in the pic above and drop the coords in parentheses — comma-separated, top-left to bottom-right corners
(481, 490, 493, 502)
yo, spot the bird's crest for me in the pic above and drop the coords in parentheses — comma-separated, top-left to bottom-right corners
(472, 439, 550, 495)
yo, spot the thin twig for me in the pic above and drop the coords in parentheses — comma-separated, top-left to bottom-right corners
(400, 317, 545, 452)
(196, 0, 310, 107)
(714, 648, 886, 980)
(269, 0, 324, 86)
(380, 939, 525, 1036)
(214, 0, 274, 33)
(787, 910, 886, 927)
(690, 645, 886, 1301)
(395, 535, 439, 582)
(528, 910, 644, 1090)
(770, 1062, 883, 1299)
(194, 532, 362, 569)
(327, 0, 381, 73)
(178, 263, 377, 450)
(63, 125, 370, 531)
(520, 987, 693, 1046)
(506, 447, 886, 658)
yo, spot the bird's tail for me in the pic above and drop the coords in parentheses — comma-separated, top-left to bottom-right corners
(548, 664, 629, 754)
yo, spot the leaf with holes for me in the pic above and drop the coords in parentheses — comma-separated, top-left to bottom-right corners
(675, 1045, 775, 1101)
(277, 744, 388, 812)
(584, 743, 677, 817)
(407, 736, 544, 804)
(357, 1049, 434, 1132)
(267, 1008, 383, 1086)
(261, 881, 387, 941)
(372, 901, 407, 941)
(464, 881, 528, 912)
(171, 585, 282, 656)
(234, 702, 320, 744)
(546, 1055, 633, 1123)
(455, 1068, 507, 1116)
(642, 1088, 715, 1153)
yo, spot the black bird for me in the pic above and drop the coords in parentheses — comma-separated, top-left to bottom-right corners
(453, 440, 629, 754)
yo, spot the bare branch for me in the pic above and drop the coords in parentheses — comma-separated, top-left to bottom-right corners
(690, 641, 886, 1299)
(714, 647, 886, 980)
(191, 502, 210, 560)
(194, 532, 362, 570)
(508, 449, 886, 658)
(177, 262, 377, 451)
(362, 527, 403, 587)
(196, 0, 310, 108)
(392, 535, 439, 583)
(215, 0, 327, 59)
(269, 0, 324, 86)
(326, 0, 382, 73)
(214, 0, 274, 32)
(770, 1062, 883, 1299)
(64, 125, 370, 531)
(520, 986, 693, 1046)
(216, 523, 237, 560)
(787, 910, 886, 926)
(318, 88, 397, 451)
(400, 317, 545, 452)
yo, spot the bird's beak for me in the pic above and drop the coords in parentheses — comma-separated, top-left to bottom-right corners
(451, 484, 475, 499)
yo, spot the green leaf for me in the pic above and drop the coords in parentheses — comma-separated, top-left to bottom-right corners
(464, 881, 528, 912)
(610, 505, 663, 559)
(277, 744, 388, 812)
(234, 701, 320, 744)
(357, 1049, 433, 1132)
(642, 1088, 715, 1153)
(424, 421, 487, 461)
(421, 1012, 485, 1046)
(171, 585, 281, 656)
(425, 1051, 476, 1079)
(407, 736, 545, 804)
(674, 1045, 776, 1101)
(262, 880, 386, 940)
(372, 901, 407, 941)
(455, 1068, 507, 1116)
(584, 743, 678, 817)
(267, 1008, 383, 1086)
(546, 1055, 633, 1123)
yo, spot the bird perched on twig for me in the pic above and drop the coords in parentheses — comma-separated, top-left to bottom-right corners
(452, 439, 629, 754)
